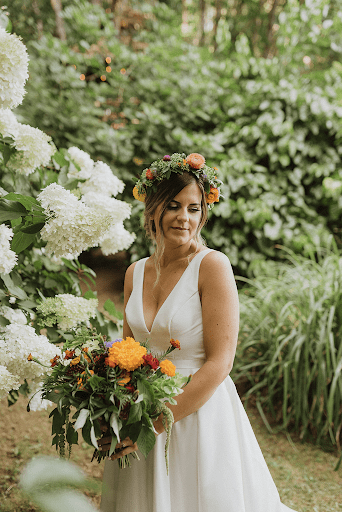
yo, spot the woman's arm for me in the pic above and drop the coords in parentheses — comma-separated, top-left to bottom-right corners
(154, 250, 239, 433)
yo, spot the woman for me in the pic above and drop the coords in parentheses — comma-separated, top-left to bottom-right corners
(99, 153, 296, 512)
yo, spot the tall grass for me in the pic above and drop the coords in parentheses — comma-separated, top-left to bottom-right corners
(233, 237, 342, 457)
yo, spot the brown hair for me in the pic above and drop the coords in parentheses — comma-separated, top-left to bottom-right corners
(143, 172, 208, 281)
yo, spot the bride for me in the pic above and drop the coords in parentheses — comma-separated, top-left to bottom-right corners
(99, 153, 296, 512)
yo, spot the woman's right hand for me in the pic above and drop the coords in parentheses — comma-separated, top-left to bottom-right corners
(97, 435, 138, 460)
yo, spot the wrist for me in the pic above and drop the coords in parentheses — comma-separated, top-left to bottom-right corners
(153, 415, 164, 435)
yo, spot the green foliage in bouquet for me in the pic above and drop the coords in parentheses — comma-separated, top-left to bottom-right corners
(31, 330, 188, 471)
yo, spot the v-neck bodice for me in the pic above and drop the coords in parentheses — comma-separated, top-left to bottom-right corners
(125, 249, 212, 370)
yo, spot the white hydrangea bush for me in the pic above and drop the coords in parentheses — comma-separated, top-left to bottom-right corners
(0, 27, 29, 109)
(0, 224, 17, 274)
(0, 364, 20, 401)
(0, 323, 61, 385)
(101, 222, 136, 256)
(36, 294, 98, 330)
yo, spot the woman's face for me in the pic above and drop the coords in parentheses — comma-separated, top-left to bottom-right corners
(154, 182, 203, 248)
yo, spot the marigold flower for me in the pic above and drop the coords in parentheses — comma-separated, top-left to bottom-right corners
(143, 353, 160, 370)
(186, 153, 205, 170)
(108, 337, 147, 371)
(70, 356, 81, 366)
(105, 356, 117, 368)
(118, 374, 131, 386)
(50, 355, 60, 367)
(27, 353, 33, 361)
(64, 350, 75, 360)
(159, 359, 176, 377)
(170, 339, 181, 349)
(133, 185, 146, 202)
(206, 186, 220, 204)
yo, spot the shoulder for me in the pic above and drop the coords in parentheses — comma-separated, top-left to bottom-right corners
(199, 250, 236, 289)
(200, 249, 233, 275)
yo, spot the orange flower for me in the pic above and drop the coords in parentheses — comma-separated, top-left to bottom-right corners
(27, 353, 33, 361)
(77, 370, 94, 389)
(64, 349, 74, 360)
(206, 186, 220, 204)
(186, 153, 205, 170)
(182, 159, 187, 166)
(170, 338, 180, 349)
(159, 359, 176, 377)
(133, 185, 146, 202)
(105, 356, 117, 367)
(108, 337, 147, 371)
(118, 374, 131, 386)
(70, 356, 81, 366)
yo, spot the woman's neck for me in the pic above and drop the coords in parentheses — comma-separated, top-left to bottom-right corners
(158, 240, 199, 268)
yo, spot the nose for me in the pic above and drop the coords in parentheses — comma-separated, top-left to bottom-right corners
(177, 208, 189, 222)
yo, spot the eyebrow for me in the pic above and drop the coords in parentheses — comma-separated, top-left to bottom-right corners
(170, 200, 201, 206)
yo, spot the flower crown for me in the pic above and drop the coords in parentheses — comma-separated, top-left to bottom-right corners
(133, 153, 222, 208)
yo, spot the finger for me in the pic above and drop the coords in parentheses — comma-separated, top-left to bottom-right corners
(98, 436, 112, 447)
(115, 437, 134, 451)
(110, 443, 138, 460)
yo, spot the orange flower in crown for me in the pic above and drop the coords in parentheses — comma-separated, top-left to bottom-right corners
(186, 153, 205, 170)
(206, 186, 220, 204)
(132, 152, 223, 209)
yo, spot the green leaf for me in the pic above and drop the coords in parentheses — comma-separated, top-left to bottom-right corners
(136, 425, 155, 458)
(4, 193, 40, 211)
(103, 299, 124, 320)
(0, 274, 27, 299)
(66, 423, 78, 445)
(21, 222, 45, 234)
(127, 402, 143, 425)
(137, 379, 154, 402)
(51, 409, 64, 435)
(11, 231, 36, 254)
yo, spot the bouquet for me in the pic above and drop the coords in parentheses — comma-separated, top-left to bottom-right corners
(28, 328, 189, 470)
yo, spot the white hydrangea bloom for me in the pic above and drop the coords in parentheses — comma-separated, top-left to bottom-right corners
(0, 224, 17, 274)
(0, 324, 61, 383)
(0, 187, 8, 197)
(7, 123, 56, 176)
(37, 294, 98, 330)
(27, 382, 52, 412)
(78, 160, 125, 197)
(67, 146, 94, 179)
(0, 108, 19, 137)
(38, 184, 113, 259)
(82, 191, 132, 224)
(0, 306, 27, 325)
(100, 222, 136, 256)
(0, 364, 20, 401)
(0, 27, 29, 109)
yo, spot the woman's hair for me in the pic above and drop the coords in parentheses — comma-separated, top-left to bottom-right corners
(143, 171, 208, 281)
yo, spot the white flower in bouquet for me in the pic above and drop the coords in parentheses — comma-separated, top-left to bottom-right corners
(0, 324, 61, 383)
(7, 123, 56, 176)
(37, 294, 98, 330)
(78, 160, 125, 197)
(0, 27, 29, 109)
(38, 184, 113, 259)
(0, 306, 27, 326)
(82, 191, 132, 224)
(0, 224, 17, 274)
(67, 146, 94, 179)
(0, 108, 19, 137)
(27, 382, 52, 412)
(0, 364, 20, 401)
(100, 222, 136, 256)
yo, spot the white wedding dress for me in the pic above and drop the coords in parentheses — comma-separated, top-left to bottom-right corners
(101, 249, 296, 512)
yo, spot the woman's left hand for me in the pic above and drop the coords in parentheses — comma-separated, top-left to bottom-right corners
(97, 436, 138, 460)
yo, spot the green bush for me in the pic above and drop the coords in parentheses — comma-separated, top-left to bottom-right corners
(232, 237, 342, 451)
(15, 2, 342, 274)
